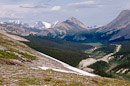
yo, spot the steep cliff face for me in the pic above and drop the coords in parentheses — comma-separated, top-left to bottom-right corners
(97, 10, 130, 41)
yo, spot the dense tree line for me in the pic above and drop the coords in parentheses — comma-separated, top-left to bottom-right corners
(23, 35, 93, 67)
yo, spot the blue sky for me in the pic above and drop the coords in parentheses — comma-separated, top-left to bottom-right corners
(0, 0, 130, 26)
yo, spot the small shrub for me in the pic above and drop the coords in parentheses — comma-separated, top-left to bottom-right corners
(25, 78, 40, 85)
(19, 52, 36, 60)
(44, 77, 52, 82)
(17, 78, 40, 85)
(0, 50, 18, 59)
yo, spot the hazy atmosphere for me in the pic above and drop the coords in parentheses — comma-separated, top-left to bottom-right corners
(0, 0, 129, 26)
(1, 0, 130, 85)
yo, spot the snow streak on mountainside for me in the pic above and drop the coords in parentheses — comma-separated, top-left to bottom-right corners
(8, 20, 23, 25)
(34, 21, 52, 29)
(38, 52, 97, 77)
(51, 21, 59, 28)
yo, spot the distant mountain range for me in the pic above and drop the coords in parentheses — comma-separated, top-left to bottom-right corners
(1, 10, 130, 42)
(33, 21, 60, 29)
(0, 17, 89, 41)
(40, 17, 88, 39)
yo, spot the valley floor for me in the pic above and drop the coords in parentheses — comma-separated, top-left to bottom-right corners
(79, 44, 121, 69)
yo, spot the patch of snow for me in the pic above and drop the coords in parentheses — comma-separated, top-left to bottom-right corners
(31, 67, 39, 70)
(38, 52, 97, 77)
(34, 21, 52, 29)
(8, 20, 22, 25)
(0, 21, 5, 24)
(52, 21, 59, 27)
(42, 21, 51, 28)
(38, 66, 75, 74)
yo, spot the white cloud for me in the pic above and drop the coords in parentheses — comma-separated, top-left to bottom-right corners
(20, 4, 47, 8)
(0, 3, 61, 19)
(68, 1, 95, 6)
(51, 6, 61, 11)
(0, 4, 50, 18)
(68, 0, 104, 8)
(0, 5, 22, 18)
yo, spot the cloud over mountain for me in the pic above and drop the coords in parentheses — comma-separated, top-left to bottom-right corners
(51, 6, 61, 11)
(67, 1, 104, 8)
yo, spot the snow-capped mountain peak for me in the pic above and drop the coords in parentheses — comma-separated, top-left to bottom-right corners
(41, 21, 51, 28)
(8, 20, 22, 25)
(0, 21, 5, 24)
(34, 21, 51, 29)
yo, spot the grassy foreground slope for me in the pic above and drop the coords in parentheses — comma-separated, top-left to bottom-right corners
(0, 30, 37, 66)
(0, 65, 130, 86)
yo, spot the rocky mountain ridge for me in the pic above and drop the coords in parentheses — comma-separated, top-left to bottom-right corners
(40, 17, 89, 39)
(1, 10, 130, 42)
(0, 17, 88, 40)
(97, 10, 130, 41)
